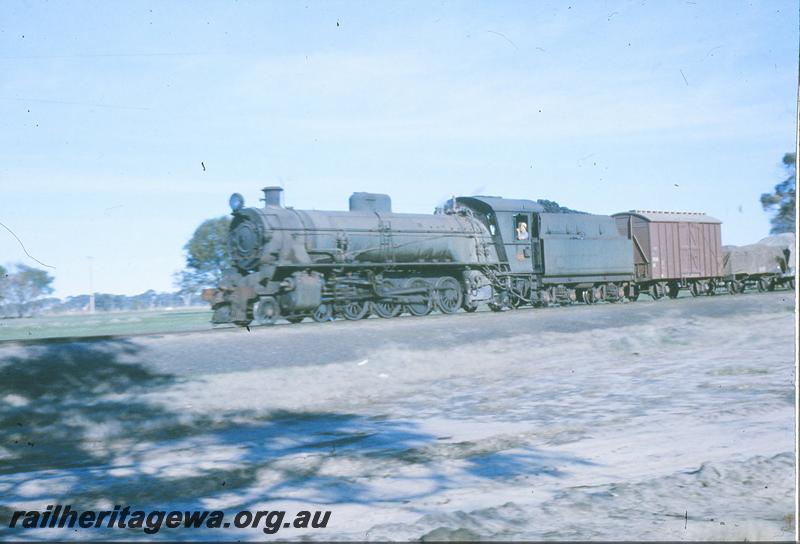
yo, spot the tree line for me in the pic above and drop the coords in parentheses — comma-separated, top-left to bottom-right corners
(0, 261, 207, 318)
(0, 266, 204, 318)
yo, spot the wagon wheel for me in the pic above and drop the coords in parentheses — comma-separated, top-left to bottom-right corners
(594, 285, 606, 302)
(286, 316, 304, 324)
(536, 296, 550, 308)
(666, 282, 680, 299)
(253, 296, 279, 326)
(582, 288, 595, 304)
(789, 278, 795, 290)
(689, 282, 700, 297)
(650, 283, 664, 300)
(727, 281, 738, 295)
(341, 300, 371, 321)
(757, 278, 768, 292)
(695, 281, 706, 296)
(766, 278, 776, 292)
(404, 278, 433, 316)
(434, 277, 463, 314)
(312, 303, 334, 323)
(534, 289, 551, 308)
(372, 280, 402, 318)
(706, 279, 717, 296)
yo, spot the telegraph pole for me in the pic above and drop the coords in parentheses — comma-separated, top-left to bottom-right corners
(87, 256, 95, 314)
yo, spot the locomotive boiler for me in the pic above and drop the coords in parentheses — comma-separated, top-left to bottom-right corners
(206, 187, 501, 324)
(204, 187, 638, 326)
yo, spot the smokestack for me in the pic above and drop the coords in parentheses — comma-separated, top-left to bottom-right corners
(261, 186, 284, 207)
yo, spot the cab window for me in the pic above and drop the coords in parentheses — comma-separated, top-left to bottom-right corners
(514, 213, 529, 241)
(486, 213, 497, 236)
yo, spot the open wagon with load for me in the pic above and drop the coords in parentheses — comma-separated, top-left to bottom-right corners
(722, 233, 795, 293)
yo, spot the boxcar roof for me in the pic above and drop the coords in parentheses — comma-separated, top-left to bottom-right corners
(613, 210, 721, 224)
(457, 196, 545, 213)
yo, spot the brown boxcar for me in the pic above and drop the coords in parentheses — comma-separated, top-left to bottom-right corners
(612, 210, 723, 297)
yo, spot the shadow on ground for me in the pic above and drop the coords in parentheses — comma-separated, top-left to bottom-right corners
(0, 339, 594, 539)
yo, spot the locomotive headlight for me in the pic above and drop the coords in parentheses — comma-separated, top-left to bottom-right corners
(229, 192, 245, 212)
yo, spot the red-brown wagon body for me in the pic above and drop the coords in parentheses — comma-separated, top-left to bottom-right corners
(612, 211, 723, 298)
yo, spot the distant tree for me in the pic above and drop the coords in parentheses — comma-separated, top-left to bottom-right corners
(132, 289, 158, 310)
(176, 216, 231, 299)
(173, 269, 207, 306)
(760, 152, 796, 234)
(536, 199, 587, 214)
(63, 295, 90, 313)
(3, 264, 55, 317)
(33, 297, 61, 314)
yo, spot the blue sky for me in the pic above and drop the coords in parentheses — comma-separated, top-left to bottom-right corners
(1, 0, 797, 297)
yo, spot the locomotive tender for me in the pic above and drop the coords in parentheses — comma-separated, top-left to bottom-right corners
(204, 187, 794, 326)
(205, 187, 634, 325)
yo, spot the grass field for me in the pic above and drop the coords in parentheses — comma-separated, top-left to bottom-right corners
(0, 308, 216, 342)
(0, 286, 778, 343)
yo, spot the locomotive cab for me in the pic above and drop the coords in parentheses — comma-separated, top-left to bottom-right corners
(448, 196, 545, 274)
(454, 196, 632, 278)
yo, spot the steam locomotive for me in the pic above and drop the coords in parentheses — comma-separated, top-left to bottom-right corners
(203, 187, 794, 326)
